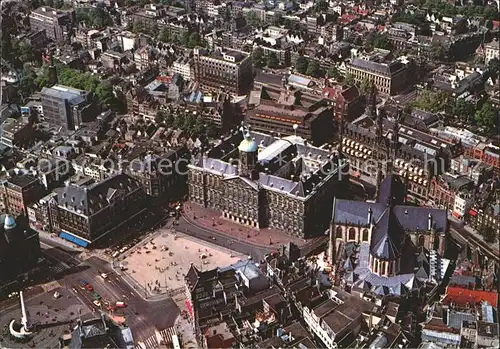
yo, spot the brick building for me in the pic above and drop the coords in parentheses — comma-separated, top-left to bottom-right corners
(1, 175, 45, 217)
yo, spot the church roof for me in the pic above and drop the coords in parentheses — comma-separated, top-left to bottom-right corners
(370, 208, 404, 260)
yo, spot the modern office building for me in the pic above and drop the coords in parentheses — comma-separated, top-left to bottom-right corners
(41, 85, 95, 133)
(48, 174, 145, 247)
(29, 6, 75, 42)
(193, 48, 253, 95)
(187, 126, 349, 238)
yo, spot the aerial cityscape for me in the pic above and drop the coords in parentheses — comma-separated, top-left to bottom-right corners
(0, 0, 498, 348)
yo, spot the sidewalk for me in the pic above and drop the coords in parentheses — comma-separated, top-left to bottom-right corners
(36, 228, 85, 252)
(183, 203, 310, 248)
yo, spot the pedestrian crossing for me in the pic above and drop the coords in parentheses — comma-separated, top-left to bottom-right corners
(49, 262, 70, 275)
(136, 336, 159, 349)
(135, 327, 177, 349)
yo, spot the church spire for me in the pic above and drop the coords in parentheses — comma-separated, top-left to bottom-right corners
(328, 196, 337, 264)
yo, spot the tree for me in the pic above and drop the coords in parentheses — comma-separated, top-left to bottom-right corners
(305, 60, 322, 78)
(95, 82, 119, 110)
(246, 11, 261, 27)
(155, 110, 166, 124)
(359, 78, 374, 95)
(252, 47, 265, 68)
(179, 31, 190, 47)
(488, 57, 500, 83)
(193, 117, 205, 136)
(313, 0, 328, 13)
(295, 56, 308, 74)
(430, 41, 445, 61)
(373, 33, 392, 50)
(188, 32, 202, 48)
(327, 66, 341, 79)
(480, 226, 497, 243)
(218, 6, 231, 22)
(453, 99, 475, 122)
(174, 112, 186, 129)
(344, 73, 355, 86)
(267, 52, 279, 69)
(364, 31, 376, 51)
(205, 121, 217, 137)
(475, 102, 497, 134)
(1, 30, 13, 61)
(164, 112, 174, 128)
(183, 113, 196, 133)
(158, 28, 170, 43)
(411, 90, 451, 114)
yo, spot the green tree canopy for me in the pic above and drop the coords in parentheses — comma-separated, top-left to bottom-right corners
(267, 52, 279, 69)
(475, 102, 498, 134)
(252, 47, 265, 68)
(295, 56, 309, 74)
(305, 60, 324, 78)
(488, 57, 500, 83)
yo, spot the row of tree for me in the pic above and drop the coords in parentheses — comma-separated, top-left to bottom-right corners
(155, 109, 218, 138)
(252, 48, 279, 69)
(76, 7, 113, 29)
(410, 90, 497, 134)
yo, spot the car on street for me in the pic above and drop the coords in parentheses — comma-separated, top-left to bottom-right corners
(115, 301, 127, 308)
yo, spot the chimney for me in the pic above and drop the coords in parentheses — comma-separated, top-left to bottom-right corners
(428, 213, 433, 230)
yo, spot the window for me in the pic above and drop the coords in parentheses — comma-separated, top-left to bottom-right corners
(336, 226, 342, 238)
(348, 228, 356, 240)
(362, 229, 369, 242)
(418, 235, 425, 248)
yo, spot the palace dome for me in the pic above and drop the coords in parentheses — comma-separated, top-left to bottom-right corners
(238, 132, 258, 153)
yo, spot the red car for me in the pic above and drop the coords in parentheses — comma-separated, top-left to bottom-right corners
(85, 284, 93, 292)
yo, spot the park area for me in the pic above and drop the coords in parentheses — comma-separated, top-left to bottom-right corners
(119, 230, 245, 294)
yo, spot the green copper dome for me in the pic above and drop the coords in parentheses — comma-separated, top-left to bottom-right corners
(238, 133, 258, 153)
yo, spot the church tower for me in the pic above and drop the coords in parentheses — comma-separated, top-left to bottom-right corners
(238, 125, 258, 180)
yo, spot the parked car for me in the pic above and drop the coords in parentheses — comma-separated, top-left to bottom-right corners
(85, 284, 93, 292)
(93, 300, 101, 307)
(115, 301, 127, 308)
(92, 292, 101, 300)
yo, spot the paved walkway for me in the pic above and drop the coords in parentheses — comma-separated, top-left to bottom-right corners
(183, 203, 309, 248)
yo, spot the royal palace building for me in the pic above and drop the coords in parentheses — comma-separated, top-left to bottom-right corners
(187, 126, 349, 238)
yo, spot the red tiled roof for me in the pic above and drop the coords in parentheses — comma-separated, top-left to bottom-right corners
(443, 286, 498, 307)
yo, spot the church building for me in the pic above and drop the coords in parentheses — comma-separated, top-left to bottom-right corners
(328, 175, 448, 295)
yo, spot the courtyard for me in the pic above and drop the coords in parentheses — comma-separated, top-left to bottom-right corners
(119, 229, 245, 294)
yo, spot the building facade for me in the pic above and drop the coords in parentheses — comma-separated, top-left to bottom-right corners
(193, 48, 253, 95)
(125, 147, 190, 198)
(188, 127, 349, 238)
(41, 85, 95, 133)
(48, 174, 145, 246)
(346, 57, 409, 96)
(341, 98, 460, 204)
(29, 6, 75, 42)
(1, 175, 45, 217)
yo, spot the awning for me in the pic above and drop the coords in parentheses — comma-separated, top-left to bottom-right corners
(468, 209, 478, 217)
(59, 232, 89, 247)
